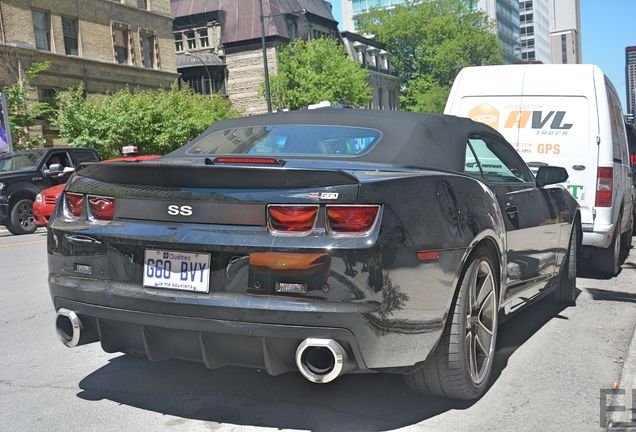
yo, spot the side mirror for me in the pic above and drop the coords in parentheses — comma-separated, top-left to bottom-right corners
(43, 164, 75, 178)
(43, 163, 63, 177)
(536, 166, 569, 187)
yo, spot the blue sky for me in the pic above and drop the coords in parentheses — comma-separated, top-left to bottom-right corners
(326, 0, 634, 110)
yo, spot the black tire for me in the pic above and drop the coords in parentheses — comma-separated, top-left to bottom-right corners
(551, 222, 578, 306)
(404, 246, 499, 400)
(594, 218, 621, 277)
(5, 198, 37, 235)
(619, 215, 633, 264)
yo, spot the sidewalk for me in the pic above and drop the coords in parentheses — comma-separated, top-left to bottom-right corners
(607, 308, 636, 430)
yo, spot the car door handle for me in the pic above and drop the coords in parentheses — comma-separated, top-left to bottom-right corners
(505, 206, 519, 217)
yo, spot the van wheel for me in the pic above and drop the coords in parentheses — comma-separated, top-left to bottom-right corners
(595, 221, 621, 277)
(620, 216, 633, 264)
(6, 199, 37, 235)
(404, 247, 499, 400)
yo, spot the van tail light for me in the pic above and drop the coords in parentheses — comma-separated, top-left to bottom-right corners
(88, 195, 115, 221)
(595, 167, 613, 208)
(630, 154, 636, 165)
(268, 205, 319, 235)
(327, 205, 380, 234)
(63, 192, 84, 219)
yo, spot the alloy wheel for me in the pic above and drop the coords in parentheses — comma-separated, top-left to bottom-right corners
(17, 202, 35, 230)
(465, 260, 497, 385)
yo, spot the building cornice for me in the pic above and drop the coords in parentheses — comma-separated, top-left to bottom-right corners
(0, 43, 179, 77)
(97, 0, 173, 21)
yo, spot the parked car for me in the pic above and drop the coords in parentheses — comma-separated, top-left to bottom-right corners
(445, 64, 634, 276)
(33, 155, 160, 226)
(0, 148, 99, 234)
(48, 110, 580, 400)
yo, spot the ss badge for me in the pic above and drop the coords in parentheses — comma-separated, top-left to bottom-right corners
(167, 205, 193, 216)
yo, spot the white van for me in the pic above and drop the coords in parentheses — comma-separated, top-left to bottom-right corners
(445, 64, 633, 276)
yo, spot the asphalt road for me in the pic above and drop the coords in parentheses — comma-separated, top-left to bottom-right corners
(1, 229, 635, 432)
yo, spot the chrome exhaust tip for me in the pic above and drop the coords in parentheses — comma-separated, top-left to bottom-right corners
(295, 338, 347, 383)
(55, 308, 83, 348)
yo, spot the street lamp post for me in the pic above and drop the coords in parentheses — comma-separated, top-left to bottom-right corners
(259, 0, 306, 113)
(258, 0, 273, 112)
(183, 51, 214, 95)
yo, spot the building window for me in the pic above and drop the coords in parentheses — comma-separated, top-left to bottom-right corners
(140, 30, 156, 68)
(62, 17, 79, 56)
(32, 10, 51, 51)
(186, 31, 196, 50)
(112, 23, 130, 64)
(561, 34, 568, 63)
(174, 33, 183, 52)
(39, 88, 56, 107)
(312, 29, 326, 39)
(199, 29, 209, 48)
(137, 0, 149, 10)
(287, 18, 298, 41)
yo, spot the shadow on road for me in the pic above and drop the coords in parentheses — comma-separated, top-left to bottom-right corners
(76, 298, 570, 431)
(587, 288, 636, 304)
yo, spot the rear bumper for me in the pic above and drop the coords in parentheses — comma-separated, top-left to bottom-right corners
(49, 273, 449, 374)
(581, 223, 615, 248)
(54, 297, 366, 375)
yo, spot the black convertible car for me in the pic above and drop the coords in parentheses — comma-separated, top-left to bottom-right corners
(48, 110, 580, 400)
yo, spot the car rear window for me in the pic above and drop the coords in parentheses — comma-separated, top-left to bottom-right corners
(184, 125, 382, 157)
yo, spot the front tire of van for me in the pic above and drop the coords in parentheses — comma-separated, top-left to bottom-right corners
(594, 220, 621, 277)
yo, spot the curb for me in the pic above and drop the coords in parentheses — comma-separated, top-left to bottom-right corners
(606, 316, 636, 430)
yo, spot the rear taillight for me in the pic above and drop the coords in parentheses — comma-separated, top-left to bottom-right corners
(267, 205, 319, 235)
(63, 192, 84, 219)
(326, 205, 380, 234)
(595, 167, 613, 207)
(630, 154, 636, 165)
(88, 195, 115, 221)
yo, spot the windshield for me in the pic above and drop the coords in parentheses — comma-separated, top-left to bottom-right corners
(0, 150, 45, 173)
(183, 125, 382, 157)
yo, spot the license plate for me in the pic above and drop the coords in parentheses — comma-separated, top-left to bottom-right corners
(143, 249, 211, 293)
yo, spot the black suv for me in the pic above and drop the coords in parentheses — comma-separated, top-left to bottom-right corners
(0, 148, 99, 235)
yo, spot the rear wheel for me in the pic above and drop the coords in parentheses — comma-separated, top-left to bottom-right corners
(6, 199, 37, 235)
(619, 215, 633, 264)
(404, 247, 499, 400)
(594, 218, 621, 277)
(551, 222, 578, 306)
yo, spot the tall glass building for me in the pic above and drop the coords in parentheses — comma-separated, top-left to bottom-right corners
(519, 0, 550, 63)
(627, 46, 636, 116)
(341, 0, 522, 64)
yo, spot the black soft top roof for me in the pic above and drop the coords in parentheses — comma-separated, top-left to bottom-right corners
(168, 109, 504, 172)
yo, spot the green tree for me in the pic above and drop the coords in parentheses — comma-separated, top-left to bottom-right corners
(3, 62, 55, 150)
(357, 0, 504, 112)
(54, 84, 239, 159)
(268, 38, 372, 110)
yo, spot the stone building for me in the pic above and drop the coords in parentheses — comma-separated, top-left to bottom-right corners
(171, 0, 341, 115)
(0, 0, 178, 144)
(341, 31, 399, 110)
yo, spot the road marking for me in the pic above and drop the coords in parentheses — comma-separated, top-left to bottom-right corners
(0, 239, 46, 248)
